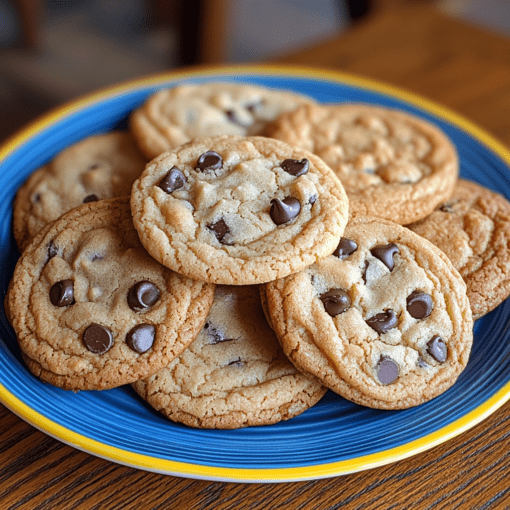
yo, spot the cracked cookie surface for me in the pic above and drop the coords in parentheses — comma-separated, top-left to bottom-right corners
(13, 131, 148, 251)
(266, 103, 458, 224)
(130, 135, 349, 285)
(7, 197, 215, 391)
(408, 179, 510, 319)
(132, 284, 326, 429)
(129, 82, 316, 159)
(264, 216, 473, 409)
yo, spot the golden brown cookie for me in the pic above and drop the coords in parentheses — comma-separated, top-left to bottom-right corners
(133, 285, 326, 429)
(7, 197, 215, 391)
(13, 131, 147, 251)
(129, 82, 316, 159)
(408, 179, 510, 319)
(130, 135, 349, 285)
(264, 216, 473, 409)
(266, 103, 458, 224)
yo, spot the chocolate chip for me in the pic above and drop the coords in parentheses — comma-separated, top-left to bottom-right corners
(88, 163, 99, 170)
(366, 310, 398, 334)
(440, 201, 457, 213)
(270, 197, 301, 225)
(281, 159, 309, 177)
(320, 289, 351, 317)
(83, 194, 98, 203)
(32, 193, 40, 203)
(362, 260, 369, 284)
(376, 355, 399, 385)
(82, 323, 113, 354)
(205, 323, 235, 344)
(49, 280, 75, 307)
(407, 290, 433, 319)
(227, 357, 245, 367)
(128, 281, 160, 312)
(225, 110, 248, 127)
(159, 166, 186, 193)
(47, 241, 58, 260)
(246, 102, 261, 113)
(333, 238, 358, 260)
(309, 194, 317, 205)
(196, 151, 223, 172)
(427, 335, 447, 363)
(126, 324, 155, 353)
(207, 219, 234, 245)
(417, 358, 429, 368)
(370, 243, 399, 271)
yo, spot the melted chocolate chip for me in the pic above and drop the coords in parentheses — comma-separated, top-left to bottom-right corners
(407, 290, 433, 319)
(159, 166, 186, 193)
(376, 355, 399, 385)
(270, 197, 301, 225)
(126, 324, 155, 353)
(333, 238, 358, 260)
(83, 194, 98, 203)
(427, 335, 447, 363)
(362, 260, 369, 284)
(320, 289, 351, 317)
(205, 324, 235, 344)
(82, 323, 113, 354)
(370, 243, 399, 271)
(49, 280, 75, 307)
(366, 310, 398, 334)
(128, 281, 160, 312)
(281, 159, 309, 177)
(196, 151, 223, 172)
(207, 219, 234, 245)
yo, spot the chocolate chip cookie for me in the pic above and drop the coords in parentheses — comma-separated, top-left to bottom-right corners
(129, 82, 316, 159)
(130, 135, 349, 285)
(408, 179, 510, 319)
(133, 284, 326, 429)
(266, 103, 458, 224)
(7, 197, 215, 391)
(13, 131, 148, 251)
(264, 216, 473, 409)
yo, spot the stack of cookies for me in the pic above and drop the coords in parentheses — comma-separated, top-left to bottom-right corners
(6, 82, 510, 429)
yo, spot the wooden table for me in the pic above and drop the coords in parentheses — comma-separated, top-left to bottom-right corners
(2, 2, 510, 508)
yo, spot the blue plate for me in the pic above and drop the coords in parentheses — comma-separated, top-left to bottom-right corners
(1, 66, 510, 482)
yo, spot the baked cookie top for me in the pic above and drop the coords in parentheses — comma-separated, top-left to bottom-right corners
(7, 197, 215, 391)
(264, 216, 473, 409)
(132, 284, 326, 429)
(13, 131, 147, 251)
(130, 135, 349, 285)
(408, 179, 510, 319)
(129, 82, 316, 159)
(266, 103, 459, 224)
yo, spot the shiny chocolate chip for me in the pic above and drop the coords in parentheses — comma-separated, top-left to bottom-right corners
(126, 324, 155, 353)
(366, 310, 398, 334)
(320, 289, 351, 317)
(370, 243, 399, 271)
(407, 290, 433, 319)
(49, 280, 75, 307)
(427, 335, 447, 363)
(128, 281, 160, 312)
(196, 151, 223, 172)
(83, 194, 98, 203)
(417, 358, 429, 368)
(159, 166, 186, 193)
(333, 238, 358, 260)
(82, 323, 113, 354)
(281, 158, 309, 177)
(270, 197, 301, 225)
(376, 355, 399, 385)
(207, 219, 234, 245)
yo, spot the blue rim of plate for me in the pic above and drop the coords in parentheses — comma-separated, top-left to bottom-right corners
(1, 64, 510, 483)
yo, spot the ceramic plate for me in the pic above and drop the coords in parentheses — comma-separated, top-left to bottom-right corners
(1, 66, 510, 482)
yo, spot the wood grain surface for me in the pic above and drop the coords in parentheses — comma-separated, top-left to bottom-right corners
(2, 2, 510, 509)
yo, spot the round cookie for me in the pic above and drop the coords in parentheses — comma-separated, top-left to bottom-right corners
(130, 135, 349, 285)
(13, 131, 148, 251)
(266, 103, 459, 224)
(129, 82, 316, 159)
(7, 197, 215, 391)
(132, 285, 327, 429)
(264, 216, 473, 409)
(408, 179, 510, 319)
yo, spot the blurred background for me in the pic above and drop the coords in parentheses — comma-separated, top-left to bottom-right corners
(0, 0, 509, 143)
